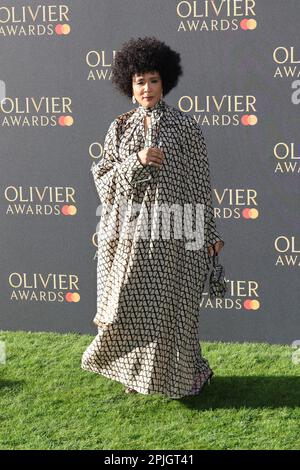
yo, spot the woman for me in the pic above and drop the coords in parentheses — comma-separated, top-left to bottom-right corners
(81, 36, 224, 399)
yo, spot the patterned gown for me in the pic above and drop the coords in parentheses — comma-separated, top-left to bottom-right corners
(81, 97, 224, 399)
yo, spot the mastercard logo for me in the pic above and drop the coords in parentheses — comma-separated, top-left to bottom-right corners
(244, 299, 260, 310)
(58, 116, 73, 126)
(55, 24, 71, 35)
(241, 115, 258, 125)
(65, 292, 80, 302)
(240, 19, 257, 30)
(242, 208, 259, 219)
(61, 205, 77, 215)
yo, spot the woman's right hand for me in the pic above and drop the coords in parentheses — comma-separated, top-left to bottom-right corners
(138, 147, 165, 168)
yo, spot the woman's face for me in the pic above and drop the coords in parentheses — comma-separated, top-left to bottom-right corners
(132, 71, 163, 108)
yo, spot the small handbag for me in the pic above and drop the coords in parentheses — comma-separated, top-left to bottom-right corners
(209, 246, 227, 299)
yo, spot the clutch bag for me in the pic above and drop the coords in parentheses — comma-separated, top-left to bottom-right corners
(209, 246, 227, 299)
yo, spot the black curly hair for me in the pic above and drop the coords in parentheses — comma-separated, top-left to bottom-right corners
(111, 36, 183, 99)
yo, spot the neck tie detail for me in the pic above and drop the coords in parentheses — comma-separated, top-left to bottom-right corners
(137, 97, 166, 119)
(136, 97, 166, 145)
(135, 97, 167, 180)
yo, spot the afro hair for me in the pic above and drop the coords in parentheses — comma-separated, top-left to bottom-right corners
(111, 36, 183, 99)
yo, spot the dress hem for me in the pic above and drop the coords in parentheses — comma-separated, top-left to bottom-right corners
(81, 362, 213, 400)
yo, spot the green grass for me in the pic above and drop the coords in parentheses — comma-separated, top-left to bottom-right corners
(0, 330, 299, 450)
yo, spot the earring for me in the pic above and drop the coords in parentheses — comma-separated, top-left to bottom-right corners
(132, 95, 136, 103)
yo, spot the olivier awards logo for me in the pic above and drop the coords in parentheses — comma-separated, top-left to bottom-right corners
(201, 279, 260, 310)
(273, 46, 300, 79)
(176, 0, 257, 33)
(275, 236, 300, 267)
(5, 186, 77, 216)
(0, 3, 71, 37)
(214, 188, 259, 220)
(86, 50, 117, 81)
(179, 95, 258, 126)
(9, 272, 80, 303)
(0, 96, 73, 127)
(273, 46, 300, 105)
(273, 141, 300, 174)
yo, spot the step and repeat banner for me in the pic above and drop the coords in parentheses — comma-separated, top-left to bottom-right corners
(1, 1, 299, 344)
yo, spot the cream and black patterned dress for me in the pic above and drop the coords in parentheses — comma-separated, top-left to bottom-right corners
(81, 97, 224, 399)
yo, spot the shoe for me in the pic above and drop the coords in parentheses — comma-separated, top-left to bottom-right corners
(124, 386, 138, 394)
(203, 371, 214, 388)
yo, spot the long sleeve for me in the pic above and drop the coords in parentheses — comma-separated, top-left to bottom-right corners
(90, 119, 152, 204)
(189, 120, 225, 249)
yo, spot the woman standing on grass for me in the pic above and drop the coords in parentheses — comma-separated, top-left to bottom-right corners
(81, 36, 224, 399)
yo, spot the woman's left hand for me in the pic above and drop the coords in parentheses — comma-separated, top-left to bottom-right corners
(208, 240, 224, 257)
